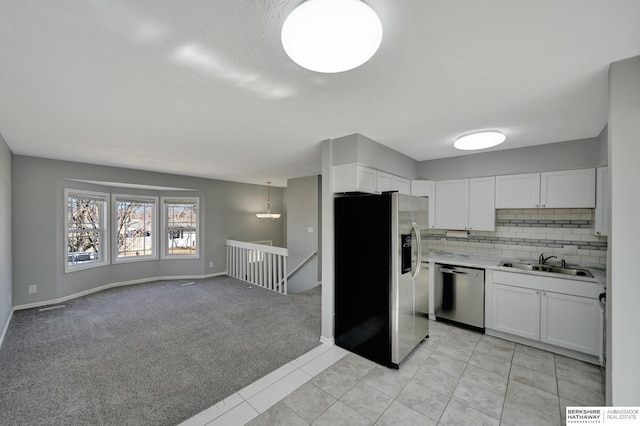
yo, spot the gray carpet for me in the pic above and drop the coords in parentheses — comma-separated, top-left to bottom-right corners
(0, 276, 321, 425)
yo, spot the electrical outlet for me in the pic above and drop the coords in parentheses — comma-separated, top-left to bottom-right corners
(307, 227, 314, 233)
(209, 261, 214, 268)
(28, 285, 37, 294)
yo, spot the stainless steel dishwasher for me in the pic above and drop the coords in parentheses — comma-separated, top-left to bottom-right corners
(434, 264, 485, 331)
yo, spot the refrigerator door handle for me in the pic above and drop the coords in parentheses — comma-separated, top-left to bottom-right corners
(410, 222, 422, 280)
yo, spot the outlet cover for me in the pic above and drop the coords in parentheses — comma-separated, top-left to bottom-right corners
(307, 227, 314, 233)
(209, 261, 214, 268)
(28, 285, 37, 294)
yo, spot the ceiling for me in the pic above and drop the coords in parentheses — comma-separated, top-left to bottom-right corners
(1, 1, 639, 187)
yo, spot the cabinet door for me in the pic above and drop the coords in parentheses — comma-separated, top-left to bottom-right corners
(332, 164, 355, 193)
(333, 164, 377, 194)
(392, 176, 411, 195)
(495, 173, 541, 208)
(411, 180, 436, 229)
(376, 171, 393, 193)
(594, 167, 610, 236)
(492, 283, 540, 340)
(540, 168, 595, 208)
(540, 291, 601, 356)
(435, 179, 469, 230)
(468, 177, 496, 231)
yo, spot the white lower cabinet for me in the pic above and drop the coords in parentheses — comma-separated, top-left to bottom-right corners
(489, 271, 603, 359)
(540, 291, 601, 356)
(492, 283, 540, 340)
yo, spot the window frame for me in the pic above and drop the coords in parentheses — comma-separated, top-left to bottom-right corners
(112, 194, 159, 263)
(65, 189, 110, 273)
(161, 197, 200, 259)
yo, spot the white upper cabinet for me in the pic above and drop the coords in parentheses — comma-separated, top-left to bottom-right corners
(495, 169, 595, 209)
(469, 177, 496, 231)
(435, 179, 469, 230)
(434, 177, 495, 231)
(411, 180, 436, 228)
(333, 164, 377, 193)
(594, 166, 610, 236)
(540, 169, 595, 208)
(495, 173, 541, 208)
(332, 163, 412, 195)
(392, 176, 411, 195)
(376, 171, 393, 193)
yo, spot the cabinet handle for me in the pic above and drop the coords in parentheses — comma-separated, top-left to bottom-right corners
(536, 291, 540, 294)
(535, 204, 539, 208)
(542, 292, 547, 296)
(542, 204, 546, 208)
(596, 231, 600, 235)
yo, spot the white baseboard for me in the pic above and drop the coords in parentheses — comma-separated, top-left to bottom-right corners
(13, 272, 228, 311)
(319, 335, 335, 346)
(0, 308, 14, 351)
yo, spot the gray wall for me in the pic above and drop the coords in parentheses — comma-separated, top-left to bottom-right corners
(608, 55, 640, 405)
(12, 155, 284, 306)
(597, 125, 608, 166)
(286, 176, 320, 294)
(417, 138, 600, 180)
(320, 139, 334, 342)
(0, 134, 12, 341)
(331, 133, 418, 179)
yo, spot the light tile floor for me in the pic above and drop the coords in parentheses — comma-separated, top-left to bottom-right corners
(180, 321, 605, 426)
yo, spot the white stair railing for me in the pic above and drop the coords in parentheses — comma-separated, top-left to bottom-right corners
(226, 239, 288, 294)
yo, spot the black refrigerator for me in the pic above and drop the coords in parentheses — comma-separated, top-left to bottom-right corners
(334, 192, 429, 368)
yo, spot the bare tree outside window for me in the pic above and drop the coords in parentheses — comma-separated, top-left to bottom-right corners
(115, 199, 155, 258)
(66, 193, 106, 266)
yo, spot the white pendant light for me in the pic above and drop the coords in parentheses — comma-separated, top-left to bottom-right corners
(256, 182, 281, 220)
(454, 131, 506, 151)
(281, 0, 383, 73)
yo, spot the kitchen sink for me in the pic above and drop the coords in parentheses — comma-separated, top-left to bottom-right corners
(498, 261, 594, 278)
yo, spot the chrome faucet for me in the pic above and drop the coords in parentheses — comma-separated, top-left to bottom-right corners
(539, 254, 557, 265)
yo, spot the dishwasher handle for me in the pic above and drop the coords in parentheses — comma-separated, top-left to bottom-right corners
(439, 268, 467, 275)
(439, 267, 480, 277)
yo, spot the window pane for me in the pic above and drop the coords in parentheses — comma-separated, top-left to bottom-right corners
(116, 200, 155, 258)
(67, 197, 102, 230)
(67, 195, 105, 266)
(166, 202, 197, 255)
(67, 231, 102, 264)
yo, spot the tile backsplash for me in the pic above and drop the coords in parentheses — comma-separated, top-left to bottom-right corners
(424, 208, 607, 267)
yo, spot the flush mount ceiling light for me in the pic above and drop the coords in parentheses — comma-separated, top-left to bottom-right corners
(281, 0, 383, 73)
(454, 131, 506, 151)
(256, 182, 281, 220)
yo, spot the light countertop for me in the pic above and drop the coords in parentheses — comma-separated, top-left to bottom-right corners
(423, 249, 606, 286)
